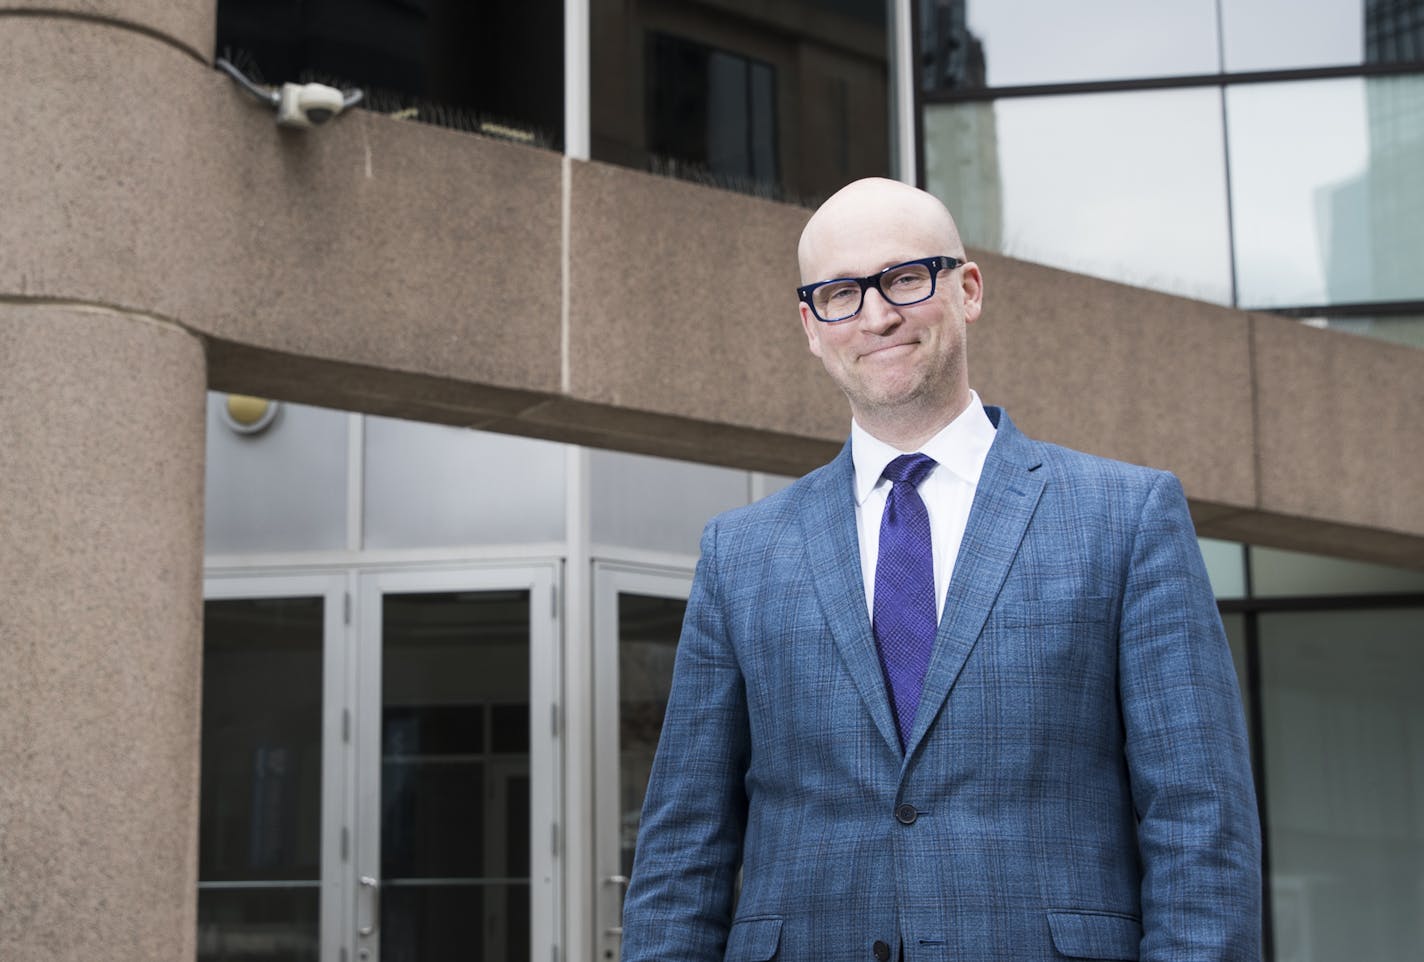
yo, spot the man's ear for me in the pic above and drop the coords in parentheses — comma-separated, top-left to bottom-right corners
(960, 262, 984, 325)
(799, 303, 824, 358)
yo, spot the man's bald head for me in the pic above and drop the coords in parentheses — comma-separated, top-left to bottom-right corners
(793, 177, 983, 449)
(797, 178, 965, 284)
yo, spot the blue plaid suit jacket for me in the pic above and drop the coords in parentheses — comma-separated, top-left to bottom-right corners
(622, 407, 1261, 962)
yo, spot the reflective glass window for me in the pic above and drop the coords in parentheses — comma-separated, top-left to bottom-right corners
(205, 396, 349, 554)
(1259, 608, 1424, 960)
(199, 597, 325, 962)
(380, 590, 531, 961)
(1301, 312, 1424, 347)
(589, 448, 751, 556)
(216, 0, 562, 145)
(647, 32, 778, 187)
(1228, 75, 1424, 307)
(615, 593, 686, 877)
(1249, 545, 1424, 596)
(1201, 538, 1248, 599)
(591, 0, 891, 203)
(924, 89, 1233, 303)
(1221, 0, 1424, 73)
(919, 0, 1220, 92)
(364, 418, 566, 549)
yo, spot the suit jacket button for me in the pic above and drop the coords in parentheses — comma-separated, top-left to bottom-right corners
(895, 803, 918, 825)
(872, 939, 891, 961)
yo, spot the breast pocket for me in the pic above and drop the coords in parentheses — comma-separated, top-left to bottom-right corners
(974, 596, 1118, 733)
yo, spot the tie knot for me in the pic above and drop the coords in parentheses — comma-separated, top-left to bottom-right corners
(882, 453, 937, 488)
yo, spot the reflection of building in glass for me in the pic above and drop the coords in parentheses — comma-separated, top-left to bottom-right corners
(1365, 0, 1424, 62)
(918, 0, 1002, 250)
(592, 0, 891, 204)
(1362, 72, 1424, 301)
(645, 32, 780, 195)
(918, 0, 986, 90)
(1320, 3, 1424, 305)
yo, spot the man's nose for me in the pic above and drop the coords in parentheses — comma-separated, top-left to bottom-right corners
(858, 287, 903, 332)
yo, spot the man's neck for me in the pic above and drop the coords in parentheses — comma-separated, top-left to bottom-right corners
(853, 392, 974, 452)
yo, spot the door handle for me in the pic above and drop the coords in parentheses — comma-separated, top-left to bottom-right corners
(602, 875, 629, 938)
(358, 875, 380, 937)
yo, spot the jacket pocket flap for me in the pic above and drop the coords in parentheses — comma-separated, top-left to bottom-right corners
(1046, 910, 1141, 960)
(725, 916, 783, 961)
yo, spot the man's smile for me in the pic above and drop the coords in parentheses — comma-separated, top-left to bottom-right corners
(858, 340, 920, 361)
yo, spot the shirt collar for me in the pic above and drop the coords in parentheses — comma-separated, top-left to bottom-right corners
(851, 391, 998, 505)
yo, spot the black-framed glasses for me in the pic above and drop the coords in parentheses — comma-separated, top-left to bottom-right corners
(797, 255, 963, 323)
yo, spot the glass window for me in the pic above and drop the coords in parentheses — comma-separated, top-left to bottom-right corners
(216, 0, 563, 145)
(646, 33, 778, 188)
(1300, 312, 1424, 347)
(1249, 545, 1424, 597)
(924, 88, 1234, 303)
(919, 0, 1220, 92)
(380, 590, 532, 962)
(592, 0, 891, 203)
(1228, 75, 1424, 308)
(615, 593, 687, 877)
(1201, 538, 1248, 599)
(1221, 0, 1424, 73)
(589, 448, 751, 556)
(364, 419, 566, 549)
(198, 597, 325, 962)
(1258, 608, 1424, 961)
(205, 396, 350, 554)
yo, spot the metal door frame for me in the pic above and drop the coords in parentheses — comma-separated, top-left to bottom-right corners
(590, 561, 694, 962)
(202, 570, 353, 962)
(355, 562, 562, 962)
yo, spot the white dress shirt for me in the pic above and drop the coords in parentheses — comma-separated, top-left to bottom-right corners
(852, 391, 997, 623)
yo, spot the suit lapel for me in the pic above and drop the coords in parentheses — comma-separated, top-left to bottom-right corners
(800, 443, 903, 756)
(904, 409, 1046, 757)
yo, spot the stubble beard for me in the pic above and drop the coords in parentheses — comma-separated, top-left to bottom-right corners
(842, 344, 966, 440)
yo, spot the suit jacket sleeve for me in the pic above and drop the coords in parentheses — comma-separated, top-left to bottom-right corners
(1120, 472, 1262, 960)
(621, 517, 750, 962)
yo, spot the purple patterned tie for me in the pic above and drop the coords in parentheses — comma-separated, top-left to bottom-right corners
(873, 453, 938, 749)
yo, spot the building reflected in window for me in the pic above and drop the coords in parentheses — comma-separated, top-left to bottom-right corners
(592, 0, 891, 204)
(646, 33, 779, 191)
(921, 0, 1424, 340)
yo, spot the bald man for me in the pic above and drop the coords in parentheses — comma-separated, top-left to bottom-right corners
(621, 179, 1261, 962)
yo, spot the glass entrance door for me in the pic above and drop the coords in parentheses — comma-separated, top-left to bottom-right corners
(592, 564, 692, 962)
(356, 565, 559, 962)
(200, 564, 559, 962)
(199, 574, 348, 962)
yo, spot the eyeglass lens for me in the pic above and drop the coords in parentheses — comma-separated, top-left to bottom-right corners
(812, 263, 935, 321)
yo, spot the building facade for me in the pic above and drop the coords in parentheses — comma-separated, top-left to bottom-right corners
(2, 2, 1422, 961)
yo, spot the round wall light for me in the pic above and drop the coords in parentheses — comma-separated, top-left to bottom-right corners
(222, 394, 281, 436)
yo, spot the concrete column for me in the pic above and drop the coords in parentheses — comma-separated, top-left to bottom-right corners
(0, 304, 206, 961)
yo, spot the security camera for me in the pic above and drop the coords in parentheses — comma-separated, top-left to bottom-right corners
(216, 58, 364, 129)
(277, 82, 347, 127)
